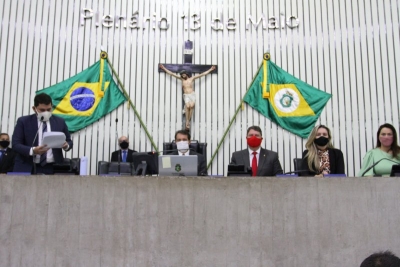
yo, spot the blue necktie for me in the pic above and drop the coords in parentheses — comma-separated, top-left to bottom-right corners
(40, 122, 47, 166)
(122, 151, 127, 162)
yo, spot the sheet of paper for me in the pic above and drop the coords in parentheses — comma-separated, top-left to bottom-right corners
(42, 132, 66, 148)
(162, 156, 172, 168)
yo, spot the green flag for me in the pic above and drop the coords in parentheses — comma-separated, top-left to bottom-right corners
(243, 54, 332, 138)
(37, 58, 127, 132)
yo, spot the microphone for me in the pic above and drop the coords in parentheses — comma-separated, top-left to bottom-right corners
(115, 118, 120, 175)
(31, 116, 44, 174)
(361, 157, 400, 176)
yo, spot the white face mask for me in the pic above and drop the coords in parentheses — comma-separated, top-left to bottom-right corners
(36, 110, 52, 122)
(176, 141, 189, 152)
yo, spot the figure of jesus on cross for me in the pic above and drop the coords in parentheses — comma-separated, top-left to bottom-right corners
(159, 64, 216, 130)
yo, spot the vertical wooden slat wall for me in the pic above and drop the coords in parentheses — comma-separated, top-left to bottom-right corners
(0, 0, 399, 176)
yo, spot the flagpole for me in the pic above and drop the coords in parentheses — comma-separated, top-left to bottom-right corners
(206, 99, 246, 170)
(101, 51, 159, 152)
(206, 54, 269, 170)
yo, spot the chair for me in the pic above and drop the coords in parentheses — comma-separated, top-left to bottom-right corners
(53, 158, 80, 175)
(163, 140, 207, 162)
(97, 161, 134, 175)
(227, 164, 252, 177)
(293, 158, 312, 176)
(293, 158, 304, 171)
(131, 152, 159, 175)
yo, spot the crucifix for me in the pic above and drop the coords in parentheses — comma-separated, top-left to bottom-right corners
(159, 40, 217, 130)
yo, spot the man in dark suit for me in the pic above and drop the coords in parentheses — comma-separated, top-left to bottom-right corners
(231, 125, 283, 176)
(168, 130, 207, 176)
(12, 93, 73, 174)
(110, 136, 137, 162)
(0, 133, 16, 173)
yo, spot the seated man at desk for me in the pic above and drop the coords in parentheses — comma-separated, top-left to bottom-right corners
(0, 133, 16, 173)
(167, 130, 207, 176)
(111, 136, 137, 163)
(231, 126, 283, 176)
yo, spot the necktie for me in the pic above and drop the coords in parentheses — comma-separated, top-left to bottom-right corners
(0, 150, 3, 161)
(182, 152, 185, 156)
(122, 150, 127, 162)
(40, 122, 47, 166)
(252, 151, 258, 176)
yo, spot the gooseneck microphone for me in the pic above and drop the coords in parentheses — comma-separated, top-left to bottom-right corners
(361, 157, 400, 176)
(31, 116, 44, 175)
(115, 118, 120, 175)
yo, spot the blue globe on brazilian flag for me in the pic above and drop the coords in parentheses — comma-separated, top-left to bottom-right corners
(244, 54, 332, 138)
(36, 55, 127, 132)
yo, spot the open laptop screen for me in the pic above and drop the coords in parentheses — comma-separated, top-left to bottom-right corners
(158, 155, 198, 176)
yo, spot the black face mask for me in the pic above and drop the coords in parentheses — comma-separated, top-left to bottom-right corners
(120, 141, 129, 149)
(314, 136, 329, 147)
(0, 140, 10, 148)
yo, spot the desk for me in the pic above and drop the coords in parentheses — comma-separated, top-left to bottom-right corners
(1, 176, 399, 266)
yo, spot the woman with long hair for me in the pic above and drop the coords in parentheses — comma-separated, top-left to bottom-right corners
(302, 125, 345, 176)
(358, 123, 400, 176)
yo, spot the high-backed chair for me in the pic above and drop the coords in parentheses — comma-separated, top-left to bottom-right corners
(131, 152, 159, 175)
(293, 158, 304, 172)
(53, 158, 80, 175)
(97, 161, 134, 175)
(163, 140, 207, 162)
(293, 158, 311, 176)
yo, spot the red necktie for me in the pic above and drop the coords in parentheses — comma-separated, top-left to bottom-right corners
(252, 151, 258, 176)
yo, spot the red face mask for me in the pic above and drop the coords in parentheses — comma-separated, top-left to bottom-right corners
(247, 136, 263, 147)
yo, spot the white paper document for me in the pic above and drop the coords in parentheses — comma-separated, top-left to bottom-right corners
(42, 132, 66, 148)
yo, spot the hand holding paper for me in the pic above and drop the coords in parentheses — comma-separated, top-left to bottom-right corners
(42, 132, 66, 148)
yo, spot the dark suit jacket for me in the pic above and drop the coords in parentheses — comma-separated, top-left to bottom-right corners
(0, 147, 16, 173)
(12, 114, 73, 173)
(231, 148, 283, 176)
(110, 149, 137, 162)
(301, 148, 345, 176)
(168, 150, 207, 176)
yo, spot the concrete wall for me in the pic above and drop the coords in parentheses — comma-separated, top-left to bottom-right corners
(1, 175, 400, 267)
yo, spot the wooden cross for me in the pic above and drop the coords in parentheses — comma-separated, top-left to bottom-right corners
(159, 40, 217, 131)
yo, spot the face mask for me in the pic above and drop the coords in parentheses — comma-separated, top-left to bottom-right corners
(0, 140, 10, 148)
(120, 141, 129, 149)
(247, 136, 263, 147)
(36, 110, 52, 122)
(176, 141, 189, 151)
(314, 136, 330, 147)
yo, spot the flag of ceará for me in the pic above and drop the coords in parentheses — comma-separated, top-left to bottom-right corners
(243, 54, 332, 138)
(37, 56, 127, 132)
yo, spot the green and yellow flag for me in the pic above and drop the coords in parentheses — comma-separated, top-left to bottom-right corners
(37, 57, 127, 132)
(244, 54, 331, 138)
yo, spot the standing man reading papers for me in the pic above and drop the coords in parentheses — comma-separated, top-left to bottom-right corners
(12, 93, 73, 174)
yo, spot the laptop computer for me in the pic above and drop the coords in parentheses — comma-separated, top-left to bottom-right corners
(158, 155, 198, 176)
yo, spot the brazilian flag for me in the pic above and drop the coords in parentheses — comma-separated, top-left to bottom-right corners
(37, 57, 127, 132)
(244, 54, 331, 138)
